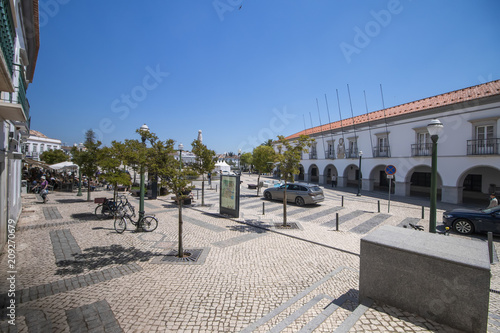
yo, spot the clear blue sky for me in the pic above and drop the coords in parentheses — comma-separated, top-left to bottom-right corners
(28, 0, 500, 154)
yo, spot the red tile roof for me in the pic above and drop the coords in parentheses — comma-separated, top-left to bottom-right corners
(285, 80, 500, 140)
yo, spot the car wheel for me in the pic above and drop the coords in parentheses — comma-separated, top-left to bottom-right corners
(295, 196, 305, 206)
(453, 219, 474, 235)
(264, 191, 272, 200)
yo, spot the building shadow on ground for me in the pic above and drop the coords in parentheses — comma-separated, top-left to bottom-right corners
(55, 244, 162, 276)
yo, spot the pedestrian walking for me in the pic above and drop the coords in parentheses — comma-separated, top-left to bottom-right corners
(40, 176, 49, 203)
(331, 175, 337, 188)
(487, 193, 498, 209)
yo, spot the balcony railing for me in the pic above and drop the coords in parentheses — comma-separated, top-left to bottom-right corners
(467, 138, 499, 155)
(411, 143, 432, 156)
(372, 145, 391, 158)
(309, 151, 317, 159)
(0, 64, 30, 121)
(0, 0, 15, 77)
(347, 148, 358, 158)
(324, 150, 335, 159)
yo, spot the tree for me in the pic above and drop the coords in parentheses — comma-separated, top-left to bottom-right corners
(75, 130, 102, 201)
(97, 141, 131, 200)
(240, 152, 253, 172)
(262, 139, 274, 147)
(40, 149, 69, 165)
(275, 134, 314, 226)
(252, 145, 276, 196)
(155, 139, 197, 258)
(191, 139, 216, 206)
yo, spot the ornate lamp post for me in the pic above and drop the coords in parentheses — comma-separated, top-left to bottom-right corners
(356, 150, 363, 196)
(138, 124, 149, 232)
(427, 119, 444, 233)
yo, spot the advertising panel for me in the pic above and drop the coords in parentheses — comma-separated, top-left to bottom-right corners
(220, 175, 240, 218)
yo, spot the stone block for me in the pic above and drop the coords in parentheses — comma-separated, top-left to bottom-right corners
(359, 225, 490, 333)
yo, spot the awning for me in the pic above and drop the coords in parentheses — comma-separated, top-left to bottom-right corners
(24, 158, 52, 169)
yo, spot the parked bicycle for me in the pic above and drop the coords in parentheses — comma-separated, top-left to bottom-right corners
(95, 194, 135, 219)
(114, 208, 158, 234)
(405, 223, 451, 235)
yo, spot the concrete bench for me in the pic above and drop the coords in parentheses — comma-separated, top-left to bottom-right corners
(359, 225, 490, 333)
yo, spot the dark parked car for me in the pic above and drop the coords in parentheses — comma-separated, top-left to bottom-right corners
(442, 205, 500, 234)
(263, 183, 324, 206)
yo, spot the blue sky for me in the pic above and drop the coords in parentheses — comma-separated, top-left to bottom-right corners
(29, 0, 500, 154)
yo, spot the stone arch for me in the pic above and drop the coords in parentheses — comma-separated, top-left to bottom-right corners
(297, 164, 305, 181)
(323, 164, 338, 186)
(369, 164, 396, 193)
(308, 164, 319, 183)
(405, 165, 443, 200)
(456, 165, 500, 204)
(343, 163, 360, 188)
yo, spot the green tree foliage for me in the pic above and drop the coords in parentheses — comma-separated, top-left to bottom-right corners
(40, 149, 69, 165)
(71, 129, 102, 201)
(97, 141, 131, 200)
(252, 145, 276, 196)
(240, 152, 253, 171)
(275, 134, 314, 226)
(191, 139, 216, 206)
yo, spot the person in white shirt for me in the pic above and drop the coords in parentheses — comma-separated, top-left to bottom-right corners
(487, 193, 498, 209)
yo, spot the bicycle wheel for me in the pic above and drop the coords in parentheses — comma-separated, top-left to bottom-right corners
(141, 216, 158, 232)
(114, 217, 127, 233)
(102, 203, 114, 219)
(95, 204, 104, 217)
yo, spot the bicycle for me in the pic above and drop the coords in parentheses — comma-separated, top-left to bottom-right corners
(95, 195, 135, 219)
(114, 208, 158, 233)
(405, 223, 451, 235)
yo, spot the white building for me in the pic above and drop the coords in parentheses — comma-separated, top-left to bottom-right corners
(283, 80, 500, 205)
(23, 130, 62, 161)
(24, 129, 62, 160)
(0, 0, 40, 248)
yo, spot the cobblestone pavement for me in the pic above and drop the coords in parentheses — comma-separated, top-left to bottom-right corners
(0, 174, 498, 332)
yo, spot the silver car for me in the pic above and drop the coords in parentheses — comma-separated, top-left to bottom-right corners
(263, 183, 324, 206)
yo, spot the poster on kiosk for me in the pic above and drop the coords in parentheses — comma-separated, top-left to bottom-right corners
(220, 175, 240, 218)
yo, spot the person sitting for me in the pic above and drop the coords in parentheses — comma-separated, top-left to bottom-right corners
(487, 193, 498, 209)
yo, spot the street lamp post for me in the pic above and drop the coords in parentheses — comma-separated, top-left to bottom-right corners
(357, 150, 363, 196)
(177, 143, 184, 257)
(138, 124, 149, 232)
(427, 119, 444, 233)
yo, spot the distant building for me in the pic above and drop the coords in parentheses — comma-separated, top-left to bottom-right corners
(281, 80, 500, 205)
(24, 130, 62, 160)
(0, 0, 40, 248)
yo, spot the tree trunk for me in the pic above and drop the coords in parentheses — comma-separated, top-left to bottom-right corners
(178, 197, 184, 257)
(282, 179, 288, 226)
(87, 182, 91, 202)
(257, 172, 261, 197)
(202, 177, 205, 206)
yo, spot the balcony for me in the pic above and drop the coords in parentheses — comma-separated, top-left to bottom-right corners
(372, 145, 391, 158)
(324, 150, 335, 159)
(309, 151, 317, 159)
(0, 0, 15, 92)
(411, 143, 432, 156)
(0, 64, 30, 122)
(347, 148, 358, 159)
(467, 139, 499, 155)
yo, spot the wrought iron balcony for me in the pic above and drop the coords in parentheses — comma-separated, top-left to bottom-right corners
(467, 139, 499, 155)
(411, 143, 432, 156)
(347, 148, 358, 159)
(372, 145, 391, 158)
(0, 64, 30, 122)
(0, 0, 15, 92)
(324, 150, 335, 159)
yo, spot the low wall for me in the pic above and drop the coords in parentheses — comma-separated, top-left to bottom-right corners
(359, 225, 490, 333)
